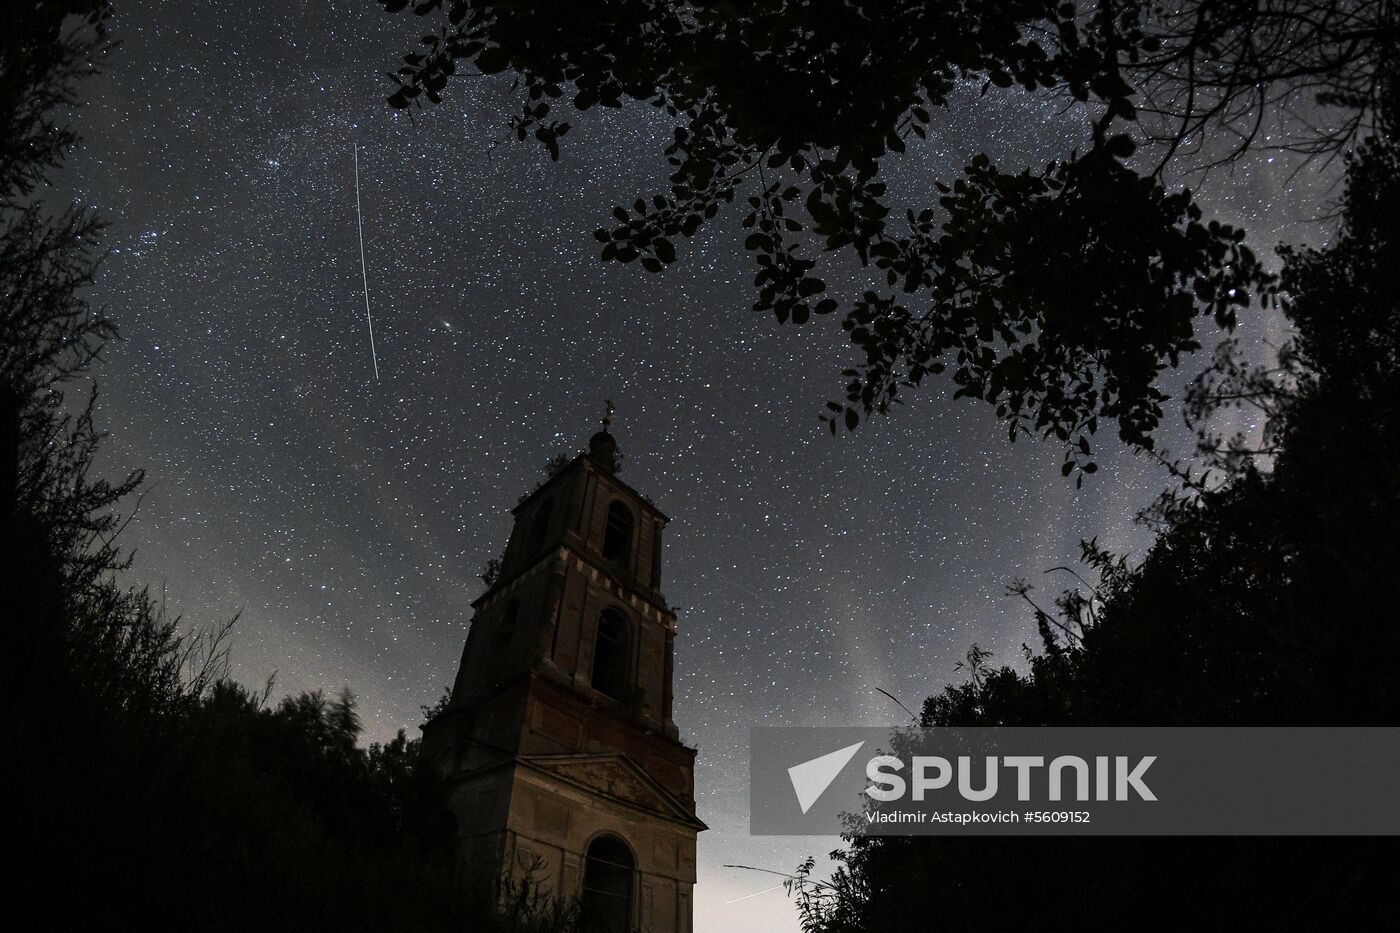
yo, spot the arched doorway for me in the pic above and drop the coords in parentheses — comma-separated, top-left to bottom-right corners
(581, 834, 634, 933)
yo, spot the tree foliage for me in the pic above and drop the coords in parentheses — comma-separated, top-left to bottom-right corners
(784, 101, 1400, 929)
(379, 0, 1395, 472)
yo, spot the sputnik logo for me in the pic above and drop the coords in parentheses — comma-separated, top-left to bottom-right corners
(788, 741, 865, 814)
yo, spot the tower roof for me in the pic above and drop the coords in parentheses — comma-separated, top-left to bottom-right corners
(509, 407, 669, 522)
(590, 399, 619, 473)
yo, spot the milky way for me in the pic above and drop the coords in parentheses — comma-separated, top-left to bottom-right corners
(64, 2, 1336, 928)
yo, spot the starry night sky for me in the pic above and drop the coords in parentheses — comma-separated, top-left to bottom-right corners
(63, 2, 1334, 928)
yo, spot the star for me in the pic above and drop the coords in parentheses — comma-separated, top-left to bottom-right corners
(65, 2, 1334, 929)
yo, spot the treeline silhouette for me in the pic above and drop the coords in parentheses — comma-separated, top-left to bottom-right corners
(9, 4, 1400, 929)
(0, 8, 562, 930)
(787, 102, 1400, 929)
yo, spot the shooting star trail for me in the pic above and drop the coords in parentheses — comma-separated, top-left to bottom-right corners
(353, 143, 381, 381)
(724, 883, 786, 905)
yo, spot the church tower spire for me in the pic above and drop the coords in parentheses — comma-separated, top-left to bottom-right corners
(423, 417, 702, 932)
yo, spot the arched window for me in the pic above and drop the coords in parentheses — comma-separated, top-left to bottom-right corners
(494, 601, 518, 657)
(581, 835, 634, 933)
(531, 497, 554, 550)
(602, 500, 633, 563)
(591, 608, 630, 702)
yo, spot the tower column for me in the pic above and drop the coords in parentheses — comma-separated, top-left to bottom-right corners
(426, 418, 703, 933)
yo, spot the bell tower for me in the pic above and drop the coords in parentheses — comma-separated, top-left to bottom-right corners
(423, 411, 703, 933)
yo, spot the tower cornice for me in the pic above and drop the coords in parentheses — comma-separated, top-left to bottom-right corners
(472, 542, 675, 629)
(510, 452, 670, 524)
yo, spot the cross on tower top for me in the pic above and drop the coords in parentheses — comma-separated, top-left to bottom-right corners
(591, 401, 619, 472)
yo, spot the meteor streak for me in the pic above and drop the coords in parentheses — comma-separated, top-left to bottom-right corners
(352, 144, 380, 381)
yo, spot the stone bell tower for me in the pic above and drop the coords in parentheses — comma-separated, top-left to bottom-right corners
(422, 410, 703, 933)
